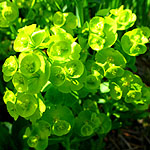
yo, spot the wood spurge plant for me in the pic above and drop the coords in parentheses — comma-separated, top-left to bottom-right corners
(1, 1, 150, 150)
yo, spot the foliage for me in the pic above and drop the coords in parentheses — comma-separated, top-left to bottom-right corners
(1, 0, 150, 150)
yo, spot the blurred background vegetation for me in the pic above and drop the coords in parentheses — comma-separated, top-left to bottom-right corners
(66, 0, 150, 28)
(89, 0, 150, 27)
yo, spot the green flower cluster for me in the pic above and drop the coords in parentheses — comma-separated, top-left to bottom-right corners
(2, 5, 150, 150)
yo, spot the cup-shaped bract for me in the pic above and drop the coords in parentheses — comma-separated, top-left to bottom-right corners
(85, 74, 101, 90)
(42, 105, 74, 129)
(74, 110, 93, 137)
(80, 123, 94, 137)
(27, 136, 48, 150)
(19, 53, 41, 77)
(83, 100, 99, 113)
(90, 112, 101, 129)
(121, 28, 149, 56)
(16, 93, 38, 118)
(97, 113, 112, 134)
(89, 17, 104, 34)
(6, 101, 19, 121)
(70, 78, 84, 91)
(50, 65, 66, 86)
(140, 26, 150, 38)
(3, 74, 12, 82)
(103, 17, 118, 47)
(112, 70, 143, 98)
(14, 31, 31, 52)
(13, 50, 50, 95)
(113, 71, 133, 97)
(70, 42, 82, 60)
(117, 9, 136, 30)
(130, 44, 147, 56)
(52, 120, 71, 136)
(109, 82, 122, 100)
(53, 11, 66, 27)
(24, 120, 50, 150)
(12, 71, 28, 93)
(132, 86, 150, 110)
(69, 67, 87, 92)
(12, 0, 33, 8)
(47, 28, 75, 61)
(105, 66, 124, 79)
(0, 1, 19, 27)
(3, 89, 16, 104)
(63, 12, 78, 29)
(3, 89, 18, 120)
(65, 60, 84, 78)
(125, 90, 142, 103)
(2, 56, 18, 77)
(24, 120, 51, 142)
(31, 30, 46, 47)
(25, 95, 46, 123)
(91, 62, 105, 79)
(88, 33, 105, 51)
(88, 17, 117, 51)
(34, 120, 51, 139)
(95, 48, 126, 69)
(48, 40, 72, 61)
(14, 24, 37, 52)
(109, 5, 136, 30)
(27, 135, 39, 148)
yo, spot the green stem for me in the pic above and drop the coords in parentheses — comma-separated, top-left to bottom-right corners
(26, 0, 36, 19)
(38, 49, 53, 64)
(48, 137, 64, 141)
(10, 25, 17, 35)
(15, 19, 21, 29)
(71, 136, 92, 144)
(54, 1, 61, 11)
(75, 0, 84, 28)
(70, 90, 79, 98)
(65, 137, 71, 150)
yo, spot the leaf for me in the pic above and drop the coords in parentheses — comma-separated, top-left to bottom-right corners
(109, 82, 122, 100)
(95, 48, 127, 68)
(96, 9, 110, 17)
(97, 113, 112, 134)
(31, 30, 46, 46)
(100, 82, 110, 93)
(42, 105, 74, 127)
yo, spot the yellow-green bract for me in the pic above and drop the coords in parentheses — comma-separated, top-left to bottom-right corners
(0, 1, 19, 27)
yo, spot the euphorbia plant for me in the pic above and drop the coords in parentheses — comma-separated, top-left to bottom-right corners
(2, 4, 150, 150)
